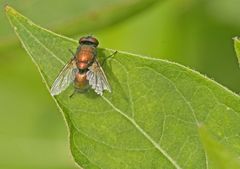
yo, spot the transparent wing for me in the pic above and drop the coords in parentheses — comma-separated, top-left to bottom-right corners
(86, 60, 111, 95)
(50, 59, 78, 96)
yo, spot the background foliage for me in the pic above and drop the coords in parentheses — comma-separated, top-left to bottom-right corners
(1, 0, 240, 169)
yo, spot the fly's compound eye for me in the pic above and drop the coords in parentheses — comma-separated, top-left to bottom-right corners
(79, 36, 99, 46)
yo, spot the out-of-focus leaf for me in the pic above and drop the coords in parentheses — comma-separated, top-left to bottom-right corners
(0, 0, 160, 52)
(6, 5, 240, 169)
(199, 125, 240, 169)
(55, 0, 161, 36)
(206, 0, 240, 28)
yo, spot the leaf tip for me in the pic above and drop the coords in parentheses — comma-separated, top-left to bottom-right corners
(4, 4, 9, 11)
(4, 5, 17, 16)
(4, 4, 11, 12)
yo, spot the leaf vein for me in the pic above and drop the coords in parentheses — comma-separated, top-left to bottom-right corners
(101, 96, 182, 169)
(112, 59, 135, 118)
(71, 122, 153, 151)
(137, 66, 200, 125)
(13, 17, 66, 65)
(72, 132, 102, 169)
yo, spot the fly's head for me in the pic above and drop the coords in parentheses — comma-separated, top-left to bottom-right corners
(79, 36, 99, 47)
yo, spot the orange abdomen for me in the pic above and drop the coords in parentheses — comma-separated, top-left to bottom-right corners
(74, 72, 88, 89)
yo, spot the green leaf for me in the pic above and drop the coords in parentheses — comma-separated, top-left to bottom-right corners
(6, 5, 240, 169)
(198, 125, 240, 169)
(234, 37, 240, 65)
(54, 0, 160, 36)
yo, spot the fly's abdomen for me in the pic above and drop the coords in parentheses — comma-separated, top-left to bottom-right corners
(74, 72, 89, 89)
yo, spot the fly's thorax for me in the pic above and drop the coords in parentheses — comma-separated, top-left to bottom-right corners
(76, 45, 97, 70)
(77, 62, 88, 70)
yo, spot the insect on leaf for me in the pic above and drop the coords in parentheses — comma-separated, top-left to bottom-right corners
(6, 5, 240, 169)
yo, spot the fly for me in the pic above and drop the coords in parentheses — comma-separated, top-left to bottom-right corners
(50, 36, 115, 96)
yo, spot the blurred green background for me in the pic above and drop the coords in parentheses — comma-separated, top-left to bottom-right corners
(1, 0, 240, 169)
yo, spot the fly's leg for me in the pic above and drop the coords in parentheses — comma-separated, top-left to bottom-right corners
(101, 51, 118, 66)
(69, 89, 77, 98)
(68, 49, 75, 57)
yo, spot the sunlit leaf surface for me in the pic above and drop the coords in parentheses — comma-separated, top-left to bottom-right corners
(6, 6, 240, 169)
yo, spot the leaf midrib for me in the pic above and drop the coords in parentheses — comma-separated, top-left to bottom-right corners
(101, 96, 182, 169)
